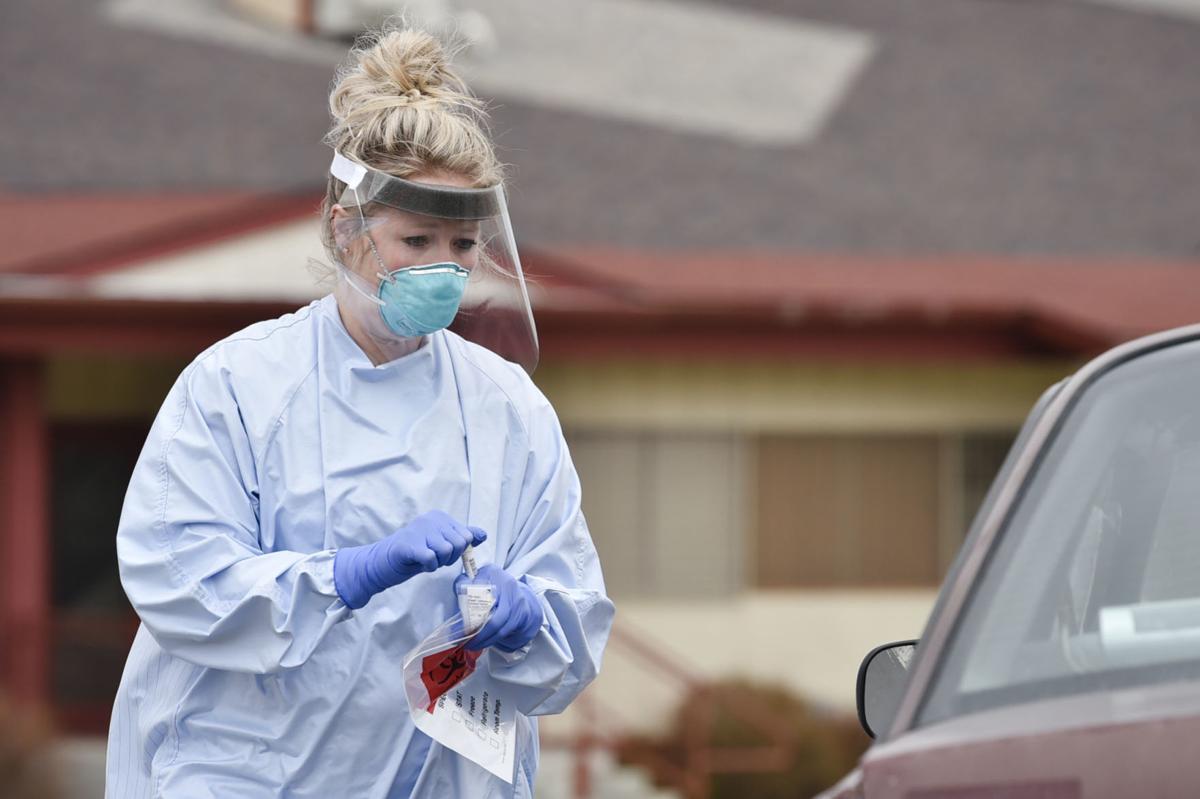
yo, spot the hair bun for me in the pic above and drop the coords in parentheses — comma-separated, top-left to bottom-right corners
(360, 29, 450, 99)
(321, 24, 504, 265)
(329, 26, 480, 131)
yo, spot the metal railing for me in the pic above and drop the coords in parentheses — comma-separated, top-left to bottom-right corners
(541, 619, 795, 799)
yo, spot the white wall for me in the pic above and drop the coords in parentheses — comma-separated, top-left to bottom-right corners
(539, 588, 937, 739)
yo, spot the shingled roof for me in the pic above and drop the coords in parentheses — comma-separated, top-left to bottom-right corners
(5, 0, 1200, 256)
(3, 0, 1199, 361)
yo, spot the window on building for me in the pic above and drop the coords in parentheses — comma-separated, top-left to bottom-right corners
(755, 435, 941, 587)
(567, 431, 747, 599)
(754, 432, 1016, 588)
(567, 429, 1017, 595)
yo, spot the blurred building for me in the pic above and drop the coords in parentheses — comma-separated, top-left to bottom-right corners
(3, 0, 1200, 782)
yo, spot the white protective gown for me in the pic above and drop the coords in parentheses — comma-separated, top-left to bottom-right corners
(105, 294, 614, 798)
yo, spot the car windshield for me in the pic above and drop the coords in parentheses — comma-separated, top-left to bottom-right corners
(919, 339, 1200, 726)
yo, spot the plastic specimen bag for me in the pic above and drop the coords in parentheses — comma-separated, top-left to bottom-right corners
(402, 585, 519, 782)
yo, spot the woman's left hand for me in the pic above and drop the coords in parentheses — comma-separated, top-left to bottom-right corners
(457, 564, 544, 652)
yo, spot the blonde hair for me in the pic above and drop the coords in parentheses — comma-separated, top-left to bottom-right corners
(320, 25, 504, 261)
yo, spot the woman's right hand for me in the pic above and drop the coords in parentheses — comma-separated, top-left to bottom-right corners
(334, 511, 487, 610)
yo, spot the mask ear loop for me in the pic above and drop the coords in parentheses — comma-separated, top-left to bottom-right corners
(327, 184, 387, 309)
(347, 178, 397, 287)
(365, 234, 395, 285)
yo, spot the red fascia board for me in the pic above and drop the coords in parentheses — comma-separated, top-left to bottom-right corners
(1, 250, 1176, 360)
(0, 295, 1105, 361)
(0, 296, 297, 357)
(534, 305, 1108, 362)
(542, 250, 1200, 346)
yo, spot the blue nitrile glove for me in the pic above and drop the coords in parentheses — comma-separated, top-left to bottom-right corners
(455, 564, 545, 652)
(334, 511, 487, 610)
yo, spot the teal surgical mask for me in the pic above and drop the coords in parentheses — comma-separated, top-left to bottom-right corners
(377, 263, 470, 338)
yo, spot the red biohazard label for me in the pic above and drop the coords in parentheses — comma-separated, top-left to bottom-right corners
(420, 643, 480, 712)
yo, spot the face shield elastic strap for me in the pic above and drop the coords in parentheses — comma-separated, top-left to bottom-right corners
(334, 203, 397, 293)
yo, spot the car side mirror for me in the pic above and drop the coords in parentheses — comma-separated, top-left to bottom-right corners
(856, 639, 918, 740)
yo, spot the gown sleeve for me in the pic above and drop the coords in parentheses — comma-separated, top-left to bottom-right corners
(484, 387, 616, 716)
(116, 356, 349, 674)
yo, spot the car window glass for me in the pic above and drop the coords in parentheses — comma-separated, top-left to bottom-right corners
(919, 340, 1200, 726)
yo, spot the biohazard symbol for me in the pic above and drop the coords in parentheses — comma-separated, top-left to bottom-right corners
(420, 643, 480, 712)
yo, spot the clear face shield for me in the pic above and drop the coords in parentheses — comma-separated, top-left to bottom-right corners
(330, 152, 538, 373)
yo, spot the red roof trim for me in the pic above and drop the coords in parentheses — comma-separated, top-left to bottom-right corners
(530, 249, 1200, 352)
(0, 294, 1108, 362)
(1, 192, 323, 277)
(2, 237, 1196, 361)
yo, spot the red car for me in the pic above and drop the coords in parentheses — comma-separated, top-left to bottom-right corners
(822, 324, 1200, 799)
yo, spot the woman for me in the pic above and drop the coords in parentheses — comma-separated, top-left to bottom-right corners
(106, 26, 613, 798)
